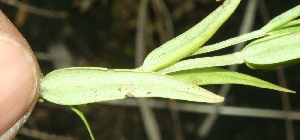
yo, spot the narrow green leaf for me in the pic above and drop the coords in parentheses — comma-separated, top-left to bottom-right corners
(267, 24, 300, 36)
(241, 31, 300, 69)
(274, 19, 300, 30)
(192, 5, 300, 56)
(261, 5, 300, 32)
(70, 106, 95, 140)
(159, 52, 244, 74)
(41, 67, 224, 105)
(191, 30, 265, 56)
(168, 67, 295, 93)
(141, 0, 241, 71)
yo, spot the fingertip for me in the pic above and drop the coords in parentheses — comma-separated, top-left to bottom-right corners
(0, 10, 41, 138)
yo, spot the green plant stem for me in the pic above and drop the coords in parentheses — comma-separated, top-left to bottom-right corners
(70, 106, 95, 140)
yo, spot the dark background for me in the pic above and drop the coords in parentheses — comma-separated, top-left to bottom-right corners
(1, 0, 300, 139)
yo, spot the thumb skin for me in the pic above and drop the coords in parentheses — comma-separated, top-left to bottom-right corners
(0, 10, 41, 139)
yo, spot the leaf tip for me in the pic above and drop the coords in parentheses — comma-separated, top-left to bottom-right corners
(287, 90, 296, 94)
(209, 95, 225, 103)
(279, 88, 296, 94)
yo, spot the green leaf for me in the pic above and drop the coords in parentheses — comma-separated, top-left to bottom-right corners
(169, 67, 295, 93)
(70, 106, 95, 140)
(140, 0, 241, 71)
(159, 53, 244, 74)
(192, 5, 300, 56)
(261, 5, 300, 32)
(191, 30, 265, 56)
(274, 19, 300, 30)
(241, 31, 300, 69)
(267, 23, 300, 36)
(40, 67, 224, 105)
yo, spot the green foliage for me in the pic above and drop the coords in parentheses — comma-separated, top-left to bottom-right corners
(41, 67, 224, 105)
(169, 67, 294, 93)
(242, 31, 300, 69)
(39, 0, 300, 139)
(140, 0, 241, 71)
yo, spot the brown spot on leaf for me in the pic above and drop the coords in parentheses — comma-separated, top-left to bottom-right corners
(125, 92, 135, 98)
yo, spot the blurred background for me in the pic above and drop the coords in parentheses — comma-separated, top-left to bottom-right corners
(1, 0, 300, 139)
